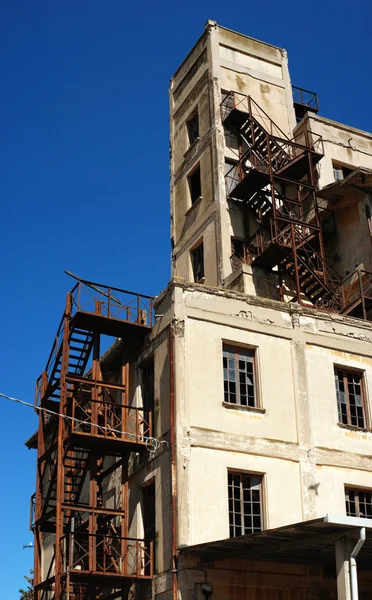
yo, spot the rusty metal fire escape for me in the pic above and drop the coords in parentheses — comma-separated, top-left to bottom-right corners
(31, 278, 154, 600)
(222, 92, 372, 318)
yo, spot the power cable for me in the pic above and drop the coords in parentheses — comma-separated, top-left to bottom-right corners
(0, 391, 167, 454)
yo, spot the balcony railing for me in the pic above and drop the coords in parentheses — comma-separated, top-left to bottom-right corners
(292, 86, 319, 111)
(61, 532, 153, 578)
(67, 375, 152, 444)
(70, 279, 154, 327)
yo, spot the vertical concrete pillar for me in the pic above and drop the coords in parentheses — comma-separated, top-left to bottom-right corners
(291, 324, 317, 520)
(207, 20, 228, 285)
(335, 537, 352, 600)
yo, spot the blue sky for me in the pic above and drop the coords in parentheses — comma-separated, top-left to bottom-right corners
(1, 0, 371, 596)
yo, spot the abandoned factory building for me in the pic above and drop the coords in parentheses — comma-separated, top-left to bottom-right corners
(29, 20, 372, 600)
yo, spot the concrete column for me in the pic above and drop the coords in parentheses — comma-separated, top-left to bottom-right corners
(335, 537, 352, 600)
(291, 325, 317, 520)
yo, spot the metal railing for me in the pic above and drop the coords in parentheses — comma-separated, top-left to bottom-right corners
(292, 86, 319, 111)
(67, 375, 152, 443)
(70, 279, 154, 327)
(339, 270, 372, 317)
(221, 91, 290, 139)
(61, 532, 153, 578)
(224, 131, 324, 199)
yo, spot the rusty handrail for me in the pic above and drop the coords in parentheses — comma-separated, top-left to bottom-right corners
(60, 532, 154, 577)
(220, 91, 290, 139)
(292, 86, 319, 111)
(70, 281, 154, 327)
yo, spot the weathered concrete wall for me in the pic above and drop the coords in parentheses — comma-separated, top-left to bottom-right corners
(217, 26, 295, 285)
(294, 114, 372, 279)
(186, 448, 302, 544)
(165, 281, 372, 549)
(170, 24, 219, 288)
(170, 22, 297, 287)
(297, 114, 372, 189)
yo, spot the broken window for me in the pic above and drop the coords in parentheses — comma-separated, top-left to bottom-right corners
(345, 487, 372, 519)
(335, 368, 366, 429)
(224, 127, 239, 154)
(223, 344, 257, 407)
(141, 356, 154, 411)
(225, 159, 239, 196)
(186, 112, 199, 146)
(188, 165, 202, 204)
(221, 89, 235, 121)
(231, 238, 246, 262)
(333, 162, 354, 182)
(228, 472, 263, 537)
(191, 242, 204, 283)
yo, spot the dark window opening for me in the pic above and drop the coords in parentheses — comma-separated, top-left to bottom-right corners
(188, 166, 202, 204)
(191, 243, 204, 283)
(142, 482, 155, 574)
(221, 89, 235, 121)
(333, 163, 354, 182)
(228, 472, 263, 537)
(231, 238, 246, 261)
(345, 487, 372, 519)
(225, 159, 239, 196)
(335, 368, 366, 429)
(187, 113, 199, 146)
(224, 128, 239, 153)
(223, 344, 257, 408)
(141, 356, 154, 411)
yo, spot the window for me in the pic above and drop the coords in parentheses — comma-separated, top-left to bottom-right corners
(225, 160, 239, 196)
(224, 128, 239, 153)
(333, 162, 354, 182)
(221, 89, 235, 121)
(228, 472, 263, 537)
(223, 344, 256, 407)
(191, 242, 204, 283)
(141, 356, 154, 411)
(345, 487, 372, 519)
(188, 165, 202, 204)
(186, 112, 199, 146)
(231, 238, 246, 260)
(334, 368, 366, 429)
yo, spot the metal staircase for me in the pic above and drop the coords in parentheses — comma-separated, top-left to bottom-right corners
(32, 278, 155, 600)
(221, 91, 345, 310)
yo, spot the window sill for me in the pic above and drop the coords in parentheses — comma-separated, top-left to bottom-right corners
(185, 196, 202, 216)
(184, 137, 200, 158)
(223, 402, 266, 414)
(337, 423, 369, 433)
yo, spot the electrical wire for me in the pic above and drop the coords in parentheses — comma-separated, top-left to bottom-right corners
(0, 391, 167, 454)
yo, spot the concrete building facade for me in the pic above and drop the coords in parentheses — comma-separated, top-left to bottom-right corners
(30, 20, 372, 600)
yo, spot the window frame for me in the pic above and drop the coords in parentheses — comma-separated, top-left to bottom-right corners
(222, 342, 261, 410)
(186, 111, 199, 147)
(334, 365, 368, 430)
(190, 241, 204, 283)
(345, 486, 372, 519)
(332, 161, 354, 182)
(228, 470, 265, 537)
(187, 164, 202, 206)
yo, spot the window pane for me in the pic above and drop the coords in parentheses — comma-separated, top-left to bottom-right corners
(346, 487, 372, 519)
(228, 472, 263, 537)
(223, 345, 256, 407)
(335, 368, 365, 428)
